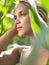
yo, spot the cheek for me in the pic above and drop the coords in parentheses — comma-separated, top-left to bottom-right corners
(18, 15, 32, 36)
(24, 16, 31, 28)
(22, 16, 31, 31)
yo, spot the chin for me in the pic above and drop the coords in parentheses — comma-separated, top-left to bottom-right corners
(18, 32, 26, 37)
(18, 30, 31, 37)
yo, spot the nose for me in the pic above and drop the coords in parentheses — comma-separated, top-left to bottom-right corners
(15, 18, 21, 24)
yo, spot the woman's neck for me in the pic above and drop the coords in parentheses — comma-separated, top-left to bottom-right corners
(28, 33, 35, 44)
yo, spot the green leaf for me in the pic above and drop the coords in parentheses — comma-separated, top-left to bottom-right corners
(0, 1, 2, 11)
(29, 9, 41, 36)
(2, 7, 7, 15)
(38, 0, 49, 12)
(3, 16, 12, 30)
(46, 59, 49, 65)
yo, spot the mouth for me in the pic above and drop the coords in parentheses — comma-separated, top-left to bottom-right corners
(17, 27, 22, 31)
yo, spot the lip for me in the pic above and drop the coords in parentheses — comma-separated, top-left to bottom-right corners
(16, 27, 22, 31)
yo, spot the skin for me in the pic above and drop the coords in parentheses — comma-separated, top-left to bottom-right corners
(0, 28, 17, 53)
(14, 2, 33, 37)
(0, 1, 49, 65)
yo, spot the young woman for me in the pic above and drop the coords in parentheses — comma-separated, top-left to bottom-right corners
(0, 0, 48, 65)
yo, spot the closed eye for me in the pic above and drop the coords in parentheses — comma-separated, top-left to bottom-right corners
(20, 12, 27, 16)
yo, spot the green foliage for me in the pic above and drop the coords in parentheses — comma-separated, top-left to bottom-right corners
(0, 0, 16, 36)
(29, 9, 41, 36)
(38, 0, 49, 12)
(46, 59, 49, 65)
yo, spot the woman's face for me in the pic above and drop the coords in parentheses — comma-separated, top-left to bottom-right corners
(14, 2, 32, 37)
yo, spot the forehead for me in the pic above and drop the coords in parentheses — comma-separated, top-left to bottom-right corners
(14, 2, 28, 14)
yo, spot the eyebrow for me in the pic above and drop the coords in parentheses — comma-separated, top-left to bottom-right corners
(13, 9, 28, 16)
(14, 8, 28, 13)
(19, 10, 28, 13)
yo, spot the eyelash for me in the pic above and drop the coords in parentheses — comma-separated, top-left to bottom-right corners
(20, 13, 27, 16)
(14, 13, 27, 20)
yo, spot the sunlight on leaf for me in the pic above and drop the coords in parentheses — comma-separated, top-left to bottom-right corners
(6, 13, 14, 19)
(3, 17, 12, 30)
(0, 1, 2, 11)
(29, 9, 41, 37)
(38, 0, 49, 12)
(2, 7, 7, 15)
